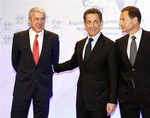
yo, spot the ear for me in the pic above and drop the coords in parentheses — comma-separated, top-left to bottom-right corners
(100, 20, 103, 29)
(100, 20, 103, 26)
(133, 17, 138, 24)
(84, 22, 86, 29)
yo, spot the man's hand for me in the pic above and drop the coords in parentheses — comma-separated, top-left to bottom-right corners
(106, 103, 116, 116)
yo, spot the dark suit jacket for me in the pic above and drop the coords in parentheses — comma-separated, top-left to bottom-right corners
(12, 29, 59, 100)
(115, 29, 150, 103)
(54, 33, 118, 111)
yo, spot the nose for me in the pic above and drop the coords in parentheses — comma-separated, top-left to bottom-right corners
(89, 22, 94, 27)
(119, 21, 121, 26)
(119, 23, 123, 29)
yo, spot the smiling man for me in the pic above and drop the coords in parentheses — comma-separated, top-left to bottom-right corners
(11, 7, 59, 118)
(54, 8, 118, 118)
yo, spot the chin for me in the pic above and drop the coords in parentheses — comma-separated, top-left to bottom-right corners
(36, 29, 43, 33)
(89, 33, 97, 37)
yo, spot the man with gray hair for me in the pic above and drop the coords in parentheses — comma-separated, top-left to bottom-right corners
(11, 7, 59, 118)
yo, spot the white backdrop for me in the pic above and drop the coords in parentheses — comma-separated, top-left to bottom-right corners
(1, 0, 150, 118)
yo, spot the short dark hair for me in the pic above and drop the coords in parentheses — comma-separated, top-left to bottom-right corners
(83, 8, 102, 22)
(121, 6, 141, 24)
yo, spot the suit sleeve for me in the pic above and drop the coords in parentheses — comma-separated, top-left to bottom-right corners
(11, 33, 20, 72)
(52, 34, 59, 65)
(54, 42, 79, 73)
(107, 43, 119, 104)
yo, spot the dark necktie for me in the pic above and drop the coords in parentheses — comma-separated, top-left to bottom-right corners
(130, 36, 137, 66)
(33, 34, 39, 65)
(84, 38, 93, 61)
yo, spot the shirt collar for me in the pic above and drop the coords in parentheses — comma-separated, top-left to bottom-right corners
(88, 32, 101, 41)
(129, 28, 142, 39)
(29, 28, 44, 38)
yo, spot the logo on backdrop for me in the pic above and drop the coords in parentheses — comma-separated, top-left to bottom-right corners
(3, 35, 12, 44)
(51, 19, 61, 29)
(1, 21, 12, 44)
(3, 21, 12, 30)
(15, 15, 25, 24)
(1, 14, 27, 44)
(82, 0, 137, 10)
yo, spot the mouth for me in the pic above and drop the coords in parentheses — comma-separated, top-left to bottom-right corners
(119, 27, 124, 30)
(89, 29, 96, 32)
(36, 23, 44, 28)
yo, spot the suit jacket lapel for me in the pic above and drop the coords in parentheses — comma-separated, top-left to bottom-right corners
(79, 38, 86, 62)
(122, 35, 131, 65)
(38, 30, 49, 64)
(90, 34, 105, 57)
(23, 30, 36, 64)
(83, 34, 105, 63)
(134, 30, 148, 65)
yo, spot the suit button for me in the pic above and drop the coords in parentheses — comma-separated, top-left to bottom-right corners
(132, 68, 135, 71)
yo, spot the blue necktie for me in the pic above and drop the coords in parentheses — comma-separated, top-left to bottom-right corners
(84, 38, 93, 61)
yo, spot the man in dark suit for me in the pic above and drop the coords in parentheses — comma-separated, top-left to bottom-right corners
(54, 8, 118, 118)
(115, 6, 150, 118)
(11, 7, 59, 118)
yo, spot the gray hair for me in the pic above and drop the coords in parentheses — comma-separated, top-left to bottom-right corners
(28, 7, 46, 19)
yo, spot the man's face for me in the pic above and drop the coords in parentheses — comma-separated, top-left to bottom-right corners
(28, 12, 45, 33)
(84, 13, 103, 37)
(119, 11, 135, 34)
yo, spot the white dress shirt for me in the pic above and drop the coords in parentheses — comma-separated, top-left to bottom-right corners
(127, 28, 142, 59)
(29, 29, 44, 56)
